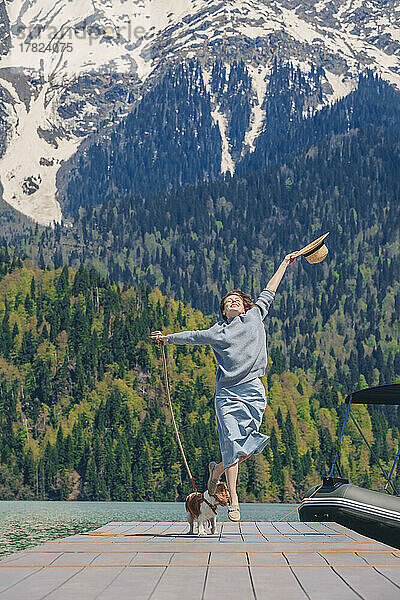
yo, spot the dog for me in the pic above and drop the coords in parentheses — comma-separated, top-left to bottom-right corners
(185, 482, 229, 535)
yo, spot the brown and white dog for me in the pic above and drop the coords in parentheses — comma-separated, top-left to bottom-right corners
(185, 483, 229, 535)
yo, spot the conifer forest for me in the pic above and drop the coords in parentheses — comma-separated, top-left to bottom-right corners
(0, 65, 399, 503)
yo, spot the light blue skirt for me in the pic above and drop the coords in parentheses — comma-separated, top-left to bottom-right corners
(215, 377, 270, 470)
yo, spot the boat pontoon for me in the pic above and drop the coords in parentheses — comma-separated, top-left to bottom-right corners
(299, 384, 400, 548)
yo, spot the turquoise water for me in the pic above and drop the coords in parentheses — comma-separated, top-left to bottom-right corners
(0, 501, 298, 559)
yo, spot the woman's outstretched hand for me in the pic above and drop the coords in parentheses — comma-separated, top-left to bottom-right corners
(283, 252, 297, 265)
(266, 252, 297, 292)
(148, 331, 167, 345)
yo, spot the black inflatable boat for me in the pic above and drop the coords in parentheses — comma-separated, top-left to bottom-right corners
(299, 384, 400, 549)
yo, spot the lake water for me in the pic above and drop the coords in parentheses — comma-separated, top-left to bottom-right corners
(0, 501, 298, 559)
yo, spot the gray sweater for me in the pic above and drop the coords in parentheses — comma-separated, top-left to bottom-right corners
(166, 288, 275, 392)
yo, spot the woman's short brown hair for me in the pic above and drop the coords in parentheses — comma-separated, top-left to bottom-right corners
(220, 290, 255, 321)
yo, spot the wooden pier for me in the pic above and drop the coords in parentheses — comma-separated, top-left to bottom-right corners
(1, 521, 399, 599)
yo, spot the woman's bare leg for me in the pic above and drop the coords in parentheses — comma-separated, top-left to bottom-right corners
(225, 462, 239, 505)
(212, 454, 251, 479)
(211, 454, 252, 504)
(211, 461, 224, 480)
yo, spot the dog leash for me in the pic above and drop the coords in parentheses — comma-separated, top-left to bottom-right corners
(147, 332, 197, 493)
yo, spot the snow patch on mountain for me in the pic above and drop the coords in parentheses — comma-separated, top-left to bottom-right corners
(243, 64, 268, 155)
(0, 80, 80, 224)
(203, 66, 234, 175)
(2, 0, 202, 81)
(211, 106, 234, 175)
(324, 71, 357, 104)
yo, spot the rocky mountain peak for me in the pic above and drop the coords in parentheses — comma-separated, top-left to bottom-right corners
(0, 0, 399, 224)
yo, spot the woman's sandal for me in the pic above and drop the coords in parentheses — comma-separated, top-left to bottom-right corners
(228, 504, 241, 522)
(207, 461, 219, 495)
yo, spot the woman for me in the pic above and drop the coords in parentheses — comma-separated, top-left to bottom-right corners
(150, 252, 297, 521)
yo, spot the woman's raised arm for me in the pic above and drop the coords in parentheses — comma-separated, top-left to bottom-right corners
(266, 252, 297, 293)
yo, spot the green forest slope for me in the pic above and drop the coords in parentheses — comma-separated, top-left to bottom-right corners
(0, 245, 398, 502)
(9, 73, 400, 411)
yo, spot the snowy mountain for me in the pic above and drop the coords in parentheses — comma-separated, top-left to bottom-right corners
(0, 0, 399, 224)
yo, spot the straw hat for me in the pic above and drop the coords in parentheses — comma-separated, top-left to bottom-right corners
(293, 232, 329, 263)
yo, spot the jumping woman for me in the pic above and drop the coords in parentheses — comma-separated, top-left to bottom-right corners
(150, 252, 297, 521)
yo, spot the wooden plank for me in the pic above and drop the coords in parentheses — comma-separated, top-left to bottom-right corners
(298, 522, 340, 534)
(289, 566, 363, 599)
(288, 522, 325, 533)
(289, 535, 351, 543)
(96, 566, 165, 600)
(333, 566, 400, 599)
(105, 522, 157, 526)
(271, 523, 297, 534)
(151, 566, 208, 600)
(372, 567, 400, 589)
(17, 547, 400, 557)
(239, 524, 258, 534)
(251, 566, 309, 598)
(259, 534, 289, 543)
(38, 567, 125, 600)
(320, 522, 377, 542)
(115, 525, 153, 535)
(348, 552, 400, 597)
(284, 548, 366, 599)
(23, 544, 397, 555)
(0, 567, 43, 594)
(1, 552, 63, 566)
(131, 553, 174, 566)
(203, 566, 255, 599)
(65, 538, 383, 546)
(319, 552, 366, 566)
(0, 567, 84, 600)
(86, 523, 174, 543)
(91, 553, 138, 566)
(248, 552, 287, 566)
(90, 525, 133, 535)
(209, 552, 248, 565)
(241, 534, 266, 543)
(286, 553, 330, 566)
(357, 552, 400, 566)
(51, 553, 100, 566)
(26, 544, 136, 554)
(170, 553, 209, 565)
(163, 524, 189, 539)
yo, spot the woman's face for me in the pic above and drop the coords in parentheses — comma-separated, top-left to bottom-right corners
(223, 294, 245, 319)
